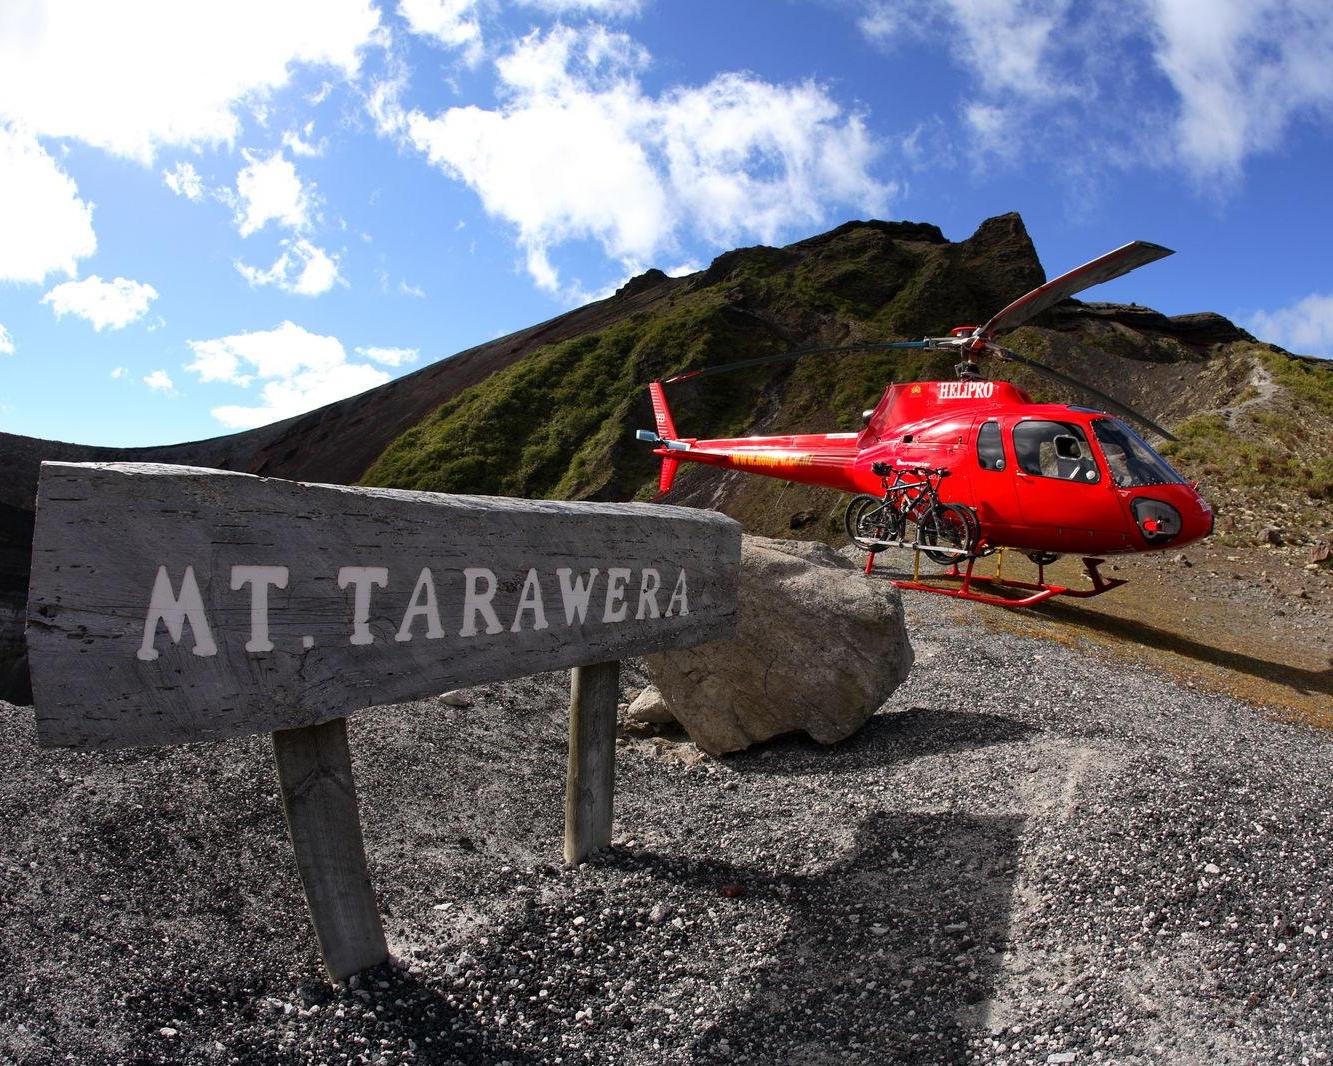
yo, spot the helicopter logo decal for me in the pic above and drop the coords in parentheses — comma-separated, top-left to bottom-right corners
(730, 453, 815, 471)
(937, 381, 997, 400)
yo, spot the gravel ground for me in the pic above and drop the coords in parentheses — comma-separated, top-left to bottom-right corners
(1, 589, 1331, 1065)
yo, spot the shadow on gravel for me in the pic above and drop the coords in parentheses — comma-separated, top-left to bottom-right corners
(209, 963, 542, 1066)
(721, 709, 1037, 778)
(1030, 600, 1333, 698)
(608, 810, 1024, 1064)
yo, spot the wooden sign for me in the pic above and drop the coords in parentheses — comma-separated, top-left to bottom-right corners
(27, 462, 740, 751)
(25, 461, 741, 982)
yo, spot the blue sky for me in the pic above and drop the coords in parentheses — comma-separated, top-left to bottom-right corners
(1, 0, 1331, 447)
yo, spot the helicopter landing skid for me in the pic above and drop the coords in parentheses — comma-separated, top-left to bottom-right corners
(871, 552, 1127, 608)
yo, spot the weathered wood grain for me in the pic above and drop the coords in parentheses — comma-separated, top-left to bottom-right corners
(272, 717, 387, 981)
(564, 661, 619, 863)
(26, 462, 740, 750)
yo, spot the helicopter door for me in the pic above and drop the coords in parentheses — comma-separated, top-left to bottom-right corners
(971, 418, 1023, 532)
(1011, 419, 1125, 547)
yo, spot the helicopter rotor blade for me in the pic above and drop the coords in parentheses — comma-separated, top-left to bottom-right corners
(976, 240, 1174, 340)
(661, 340, 932, 385)
(989, 344, 1178, 441)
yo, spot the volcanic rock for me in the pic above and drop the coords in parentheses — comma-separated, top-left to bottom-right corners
(625, 685, 675, 725)
(614, 268, 669, 299)
(644, 535, 913, 755)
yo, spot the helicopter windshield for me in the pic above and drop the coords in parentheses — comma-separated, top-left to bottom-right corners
(1091, 418, 1187, 488)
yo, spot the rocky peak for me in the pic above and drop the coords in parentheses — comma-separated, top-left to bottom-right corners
(794, 219, 948, 248)
(960, 211, 1046, 294)
(614, 268, 671, 300)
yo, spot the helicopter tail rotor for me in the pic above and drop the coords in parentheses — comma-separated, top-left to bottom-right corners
(644, 381, 683, 494)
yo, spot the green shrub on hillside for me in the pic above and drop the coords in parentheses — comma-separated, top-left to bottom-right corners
(362, 294, 788, 500)
(1259, 350, 1333, 409)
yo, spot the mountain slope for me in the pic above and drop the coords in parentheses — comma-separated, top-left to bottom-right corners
(362, 215, 1049, 503)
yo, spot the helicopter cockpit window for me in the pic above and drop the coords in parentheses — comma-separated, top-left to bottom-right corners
(1012, 420, 1101, 483)
(1091, 418, 1188, 487)
(976, 420, 1005, 471)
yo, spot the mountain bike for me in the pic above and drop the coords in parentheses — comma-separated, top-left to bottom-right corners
(844, 464, 980, 565)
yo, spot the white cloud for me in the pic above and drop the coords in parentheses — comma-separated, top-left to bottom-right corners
(517, 0, 643, 16)
(234, 150, 313, 235)
(367, 58, 411, 137)
(42, 275, 159, 331)
(110, 366, 127, 378)
(396, 0, 641, 68)
(356, 345, 419, 366)
(399, 280, 426, 298)
(0, 123, 96, 283)
(657, 73, 886, 249)
(859, 0, 1069, 99)
(398, 0, 484, 65)
(0, 324, 13, 356)
(0, 0, 381, 163)
(404, 25, 892, 295)
(186, 321, 391, 428)
(1247, 293, 1333, 358)
(282, 122, 324, 157)
(1145, 0, 1333, 180)
(308, 81, 336, 106)
(144, 369, 175, 392)
(163, 161, 205, 200)
(236, 239, 341, 296)
(856, 0, 1333, 181)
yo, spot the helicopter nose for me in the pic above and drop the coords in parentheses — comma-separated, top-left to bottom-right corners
(1175, 487, 1215, 546)
(1128, 485, 1213, 548)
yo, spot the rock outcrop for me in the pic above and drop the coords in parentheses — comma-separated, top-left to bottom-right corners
(645, 537, 913, 755)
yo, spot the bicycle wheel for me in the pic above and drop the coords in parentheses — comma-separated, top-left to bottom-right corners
(918, 503, 979, 565)
(844, 495, 900, 551)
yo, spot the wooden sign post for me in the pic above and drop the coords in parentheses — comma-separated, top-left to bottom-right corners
(26, 462, 739, 981)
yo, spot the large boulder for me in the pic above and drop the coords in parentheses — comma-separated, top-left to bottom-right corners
(645, 536, 913, 755)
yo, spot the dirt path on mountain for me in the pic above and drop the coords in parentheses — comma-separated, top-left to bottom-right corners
(870, 541, 1332, 729)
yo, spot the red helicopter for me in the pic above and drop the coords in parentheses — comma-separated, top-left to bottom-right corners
(637, 241, 1214, 607)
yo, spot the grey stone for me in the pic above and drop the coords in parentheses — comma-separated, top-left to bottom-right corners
(625, 685, 675, 725)
(645, 535, 913, 755)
